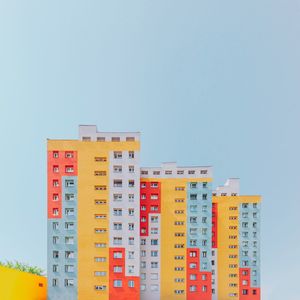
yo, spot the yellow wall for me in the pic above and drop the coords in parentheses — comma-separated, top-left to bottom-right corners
(48, 140, 140, 300)
(213, 195, 261, 300)
(141, 177, 212, 300)
(0, 266, 47, 300)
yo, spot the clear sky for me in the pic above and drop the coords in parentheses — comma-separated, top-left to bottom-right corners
(0, 1, 299, 299)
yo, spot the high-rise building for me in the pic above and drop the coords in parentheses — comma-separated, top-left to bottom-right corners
(47, 125, 261, 300)
(47, 125, 141, 300)
(212, 179, 261, 300)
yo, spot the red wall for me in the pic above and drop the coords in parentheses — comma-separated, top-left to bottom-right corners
(109, 248, 140, 300)
(140, 181, 161, 236)
(186, 248, 212, 300)
(239, 268, 260, 300)
(47, 151, 77, 219)
(212, 203, 218, 248)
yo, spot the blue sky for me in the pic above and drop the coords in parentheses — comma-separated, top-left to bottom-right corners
(0, 1, 299, 299)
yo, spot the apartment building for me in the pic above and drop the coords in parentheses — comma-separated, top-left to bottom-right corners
(47, 125, 261, 300)
(47, 125, 140, 300)
(212, 179, 261, 300)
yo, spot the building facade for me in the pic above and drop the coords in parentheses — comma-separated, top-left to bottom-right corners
(47, 125, 261, 300)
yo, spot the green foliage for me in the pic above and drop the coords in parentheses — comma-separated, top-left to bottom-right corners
(0, 260, 44, 276)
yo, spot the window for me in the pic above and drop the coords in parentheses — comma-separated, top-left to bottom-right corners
(53, 151, 59, 158)
(82, 136, 91, 141)
(128, 208, 134, 216)
(177, 170, 184, 175)
(95, 214, 106, 219)
(65, 251, 74, 259)
(242, 289, 248, 295)
(151, 227, 158, 234)
(113, 180, 122, 187)
(65, 180, 74, 187)
(53, 251, 59, 258)
(128, 280, 135, 288)
(151, 205, 159, 211)
(202, 274, 207, 280)
(151, 216, 158, 223)
(113, 251, 123, 259)
(65, 236, 74, 245)
(95, 285, 106, 291)
(151, 182, 158, 188)
(190, 285, 197, 292)
(65, 265, 74, 273)
(190, 194, 197, 200)
(175, 186, 185, 191)
(53, 236, 59, 244)
(113, 209, 122, 216)
(94, 170, 106, 176)
(97, 137, 105, 142)
(129, 194, 135, 201)
(95, 271, 106, 276)
(151, 251, 158, 257)
(128, 251, 134, 259)
(53, 165, 59, 173)
(95, 243, 106, 248)
(190, 217, 197, 224)
(52, 222, 58, 230)
(140, 284, 146, 291)
(189, 263, 197, 269)
(95, 157, 107, 162)
(153, 171, 160, 175)
(65, 222, 74, 230)
(128, 265, 134, 274)
(65, 166, 74, 173)
(151, 262, 158, 268)
(114, 151, 122, 159)
(128, 223, 134, 231)
(95, 199, 106, 205)
(113, 237, 122, 245)
(95, 228, 106, 234)
(165, 170, 172, 175)
(53, 208, 59, 216)
(203, 182, 207, 188)
(129, 166, 134, 173)
(113, 280, 122, 288)
(151, 284, 159, 291)
(113, 266, 123, 273)
(113, 194, 122, 201)
(53, 180, 59, 187)
(151, 239, 158, 245)
(113, 223, 122, 230)
(95, 257, 106, 262)
(128, 180, 135, 187)
(52, 194, 59, 201)
(190, 182, 197, 188)
(111, 137, 120, 142)
(65, 208, 74, 216)
(190, 251, 197, 257)
(53, 265, 58, 272)
(65, 194, 75, 201)
(113, 165, 122, 173)
(129, 237, 134, 245)
(129, 151, 135, 158)
(52, 278, 58, 286)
